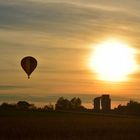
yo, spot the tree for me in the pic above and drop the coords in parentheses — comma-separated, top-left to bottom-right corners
(17, 101, 31, 110)
(114, 100, 140, 116)
(71, 97, 82, 109)
(43, 104, 54, 111)
(55, 97, 71, 110)
(55, 97, 83, 111)
(126, 100, 140, 115)
(0, 102, 16, 110)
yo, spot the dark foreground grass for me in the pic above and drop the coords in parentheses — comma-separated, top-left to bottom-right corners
(0, 111, 140, 140)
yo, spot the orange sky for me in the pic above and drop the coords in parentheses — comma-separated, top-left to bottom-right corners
(0, 0, 140, 101)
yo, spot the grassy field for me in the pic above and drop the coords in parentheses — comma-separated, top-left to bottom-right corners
(0, 111, 140, 140)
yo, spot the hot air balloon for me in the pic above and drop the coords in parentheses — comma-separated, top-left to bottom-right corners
(21, 56, 37, 79)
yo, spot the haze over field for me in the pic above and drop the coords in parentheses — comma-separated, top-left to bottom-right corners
(0, 0, 140, 107)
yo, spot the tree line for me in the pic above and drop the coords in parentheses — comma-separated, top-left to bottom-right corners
(114, 100, 140, 116)
(1, 97, 140, 116)
(0, 97, 85, 112)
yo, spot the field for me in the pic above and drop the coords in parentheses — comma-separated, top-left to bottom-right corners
(0, 111, 140, 140)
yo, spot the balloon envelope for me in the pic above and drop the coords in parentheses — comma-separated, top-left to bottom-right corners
(21, 56, 37, 79)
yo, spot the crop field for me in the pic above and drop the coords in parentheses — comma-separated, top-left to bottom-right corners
(0, 111, 140, 140)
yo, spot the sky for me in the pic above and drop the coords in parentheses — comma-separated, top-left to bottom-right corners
(0, 0, 140, 105)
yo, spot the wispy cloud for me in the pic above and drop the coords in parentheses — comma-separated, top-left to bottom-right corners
(0, 85, 27, 90)
(0, 0, 140, 95)
(0, 0, 139, 34)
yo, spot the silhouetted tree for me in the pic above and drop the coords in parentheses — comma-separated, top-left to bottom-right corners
(55, 97, 64, 110)
(71, 97, 82, 110)
(55, 97, 71, 110)
(0, 103, 16, 110)
(114, 104, 126, 114)
(55, 97, 83, 111)
(43, 104, 54, 111)
(126, 100, 140, 115)
(17, 101, 32, 110)
(114, 100, 140, 115)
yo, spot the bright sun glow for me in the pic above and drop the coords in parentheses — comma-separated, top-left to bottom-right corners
(89, 39, 138, 82)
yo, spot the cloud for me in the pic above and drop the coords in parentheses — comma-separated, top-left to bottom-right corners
(0, 0, 140, 95)
(0, 0, 139, 33)
(0, 0, 139, 43)
(0, 85, 27, 90)
(0, 0, 139, 49)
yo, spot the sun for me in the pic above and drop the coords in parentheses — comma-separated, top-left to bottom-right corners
(89, 39, 138, 82)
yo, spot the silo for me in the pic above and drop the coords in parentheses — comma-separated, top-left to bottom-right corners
(101, 95, 111, 112)
(93, 97, 100, 112)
